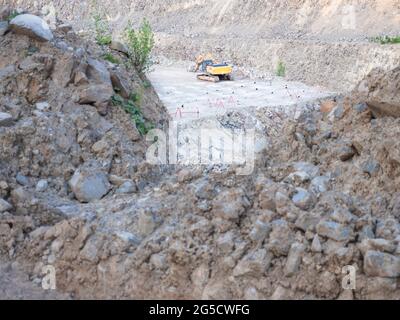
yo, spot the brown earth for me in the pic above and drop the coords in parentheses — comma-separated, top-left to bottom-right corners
(0, 4, 400, 300)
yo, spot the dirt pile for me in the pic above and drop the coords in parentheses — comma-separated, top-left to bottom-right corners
(1, 9, 400, 300)
(355, 66, 400, 118)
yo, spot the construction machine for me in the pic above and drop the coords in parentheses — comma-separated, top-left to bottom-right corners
(193, 54, 233, 82)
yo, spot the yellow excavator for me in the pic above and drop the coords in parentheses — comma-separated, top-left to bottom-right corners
(194, 54, 233, 82)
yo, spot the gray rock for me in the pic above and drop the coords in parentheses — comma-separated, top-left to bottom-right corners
(339, 145, 356, 161)
(110, 40, 129, 55)
(233, 249, 271, 277)
(287, 171, 310, 184)
(249, 220, 271, 242)
(330, 207, 356, 224)
(310, 175, 330, 194)
(69, 169, 111, 203)
(292, 162, 319, 178)
(9, 14, 53, 41)
(78, 84, 114, 115)
(35, 101, 50, 111)
(36, 179, 48, 192)
(110, 69, 131, 99)
(212, 188, 246, 222)
(329, 104, 345, 121)
(137, 210, 156, 236)
(16, 173, 29, 186)
(0, 198, 12, 212)
(316, 220, 353, 242)
(362, 158, 381, 177)
(284, 242, 305, 276)
(57, 23, 72, 33)
(363, 250, 400, 278)
(295, 212, 319, 232)
(0, 112, 13, 127)
(0, 21, 8, 36)
(353, 102, 368, 113)
(116, 181, 137, 194)
(292, 188, 315, 210)
(86, 58, 112, 85)
(311, 234, 322, 252)
(268, 219, 292, 256)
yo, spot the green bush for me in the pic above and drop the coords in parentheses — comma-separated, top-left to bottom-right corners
(7, 10, 21, 21)
(276, 60, 286, 77)
(111, 94, 154, 136)
(371, 36, 400, 45)
(102, 53, 120, 64)
(93, 14, 112, 46)
(123, 19, 155, 73)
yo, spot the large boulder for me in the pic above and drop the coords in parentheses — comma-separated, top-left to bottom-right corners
(69, 165, 111, 203)
(9, 14, 53, 42)
(356, 66, 400, 118)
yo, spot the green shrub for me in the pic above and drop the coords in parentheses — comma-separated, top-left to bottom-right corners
(123, 19, 155, 73)
(93, 14, 112, 46)
(276, 60, 286, 77)
(371, 36, 400, 45)
(7, 10, 20, 21)
(111, 94, 154, 136)
(102, 53, 120, 64)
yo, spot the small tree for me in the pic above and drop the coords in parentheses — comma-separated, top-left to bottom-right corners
(276, 60, 286, 77)
(124, 19, 155, 73)
(93, 13, 112, 46)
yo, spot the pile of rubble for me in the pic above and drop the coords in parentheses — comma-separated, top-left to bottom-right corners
(1, 9, 400, 300)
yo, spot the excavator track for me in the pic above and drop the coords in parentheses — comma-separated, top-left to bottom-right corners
(197, 74, 220, 82)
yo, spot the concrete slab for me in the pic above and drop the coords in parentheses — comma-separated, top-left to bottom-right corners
(148, 65, 335, 122)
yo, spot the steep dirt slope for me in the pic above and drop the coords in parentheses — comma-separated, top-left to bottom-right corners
(4, 0, 400, 91)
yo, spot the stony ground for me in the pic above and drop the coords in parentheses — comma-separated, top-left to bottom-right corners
(0, 6, 400, 300)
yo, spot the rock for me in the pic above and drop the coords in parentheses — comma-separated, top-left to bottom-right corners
(16, 173, 29, 186)
(137, 210, 156, 236)
(363, 250, 400, 278)
(330, 207, 356, 224)
(9, 14, 53, 42)
(249, 220, 271, 242)
(287, 171, 310, 184)
(295, 212, 319, 232)
(0, 21, 8, 36)
(316, 220, 353, 242)
(86, 58, 112, 85)
(35, 179, 48, 192)
(110, 40, 129, 55)
(116, 181, 137, 194)
(35, 101, 50, 111)
(338, 145, 356, 161)
(233, 249, 271, 277)
(292, 188, 315, 210)
(328, 104, 345, 121)
(362, 158, 381, 177)
(0, 198, 12, 212)
(0, 112, 13, 127)
(0, 7, 11, 21)
(212, 188, 247, 222)
(110, 69, 131, 99)
(292, 162, 319, 178)
(284, 242, 305, 276)
(353, 102, 368, 113)
(57, 23, 72, 33)
(356, 66, 400, 118)
(268, 219, 292, 256)
(69, 168, 111, 203)
(78, 84, 113, 115)
(310, 175, 330, 194)
(311, 234, 322, 252)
